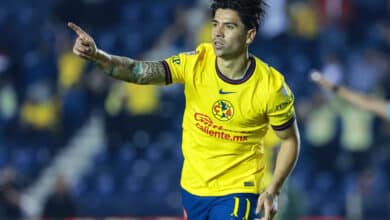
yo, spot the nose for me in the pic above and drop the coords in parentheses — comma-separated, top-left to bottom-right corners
(213, 24, 224, 38)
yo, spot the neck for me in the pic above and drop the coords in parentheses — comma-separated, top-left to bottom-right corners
(217, 51, 250, 80)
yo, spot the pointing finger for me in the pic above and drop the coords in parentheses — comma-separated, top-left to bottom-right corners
(68, 22, 88, 37)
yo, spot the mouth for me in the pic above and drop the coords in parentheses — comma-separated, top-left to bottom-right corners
(213, 40, 224, 50)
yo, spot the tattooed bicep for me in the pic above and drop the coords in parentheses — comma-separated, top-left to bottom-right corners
(132, 61, 167, 85)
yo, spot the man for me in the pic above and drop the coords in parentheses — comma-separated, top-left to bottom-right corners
(68, 0, 300, 219)
(310, 71, 390, 121)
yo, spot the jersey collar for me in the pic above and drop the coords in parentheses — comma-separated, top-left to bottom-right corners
(215, 56, 256, 85)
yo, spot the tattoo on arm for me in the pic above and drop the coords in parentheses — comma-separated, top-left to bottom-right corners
(96, 54, 167, 85)
(130, 61, 166, 84)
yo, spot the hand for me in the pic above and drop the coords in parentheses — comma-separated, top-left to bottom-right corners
(256, 191, 278, 220)
(67, 22, 98, 61)
(309, 70, 334, 91)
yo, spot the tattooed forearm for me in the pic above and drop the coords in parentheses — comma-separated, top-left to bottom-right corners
(93, 49, 166, 85)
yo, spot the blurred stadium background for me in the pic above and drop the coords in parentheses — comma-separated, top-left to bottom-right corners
(0, 0, 389, 219)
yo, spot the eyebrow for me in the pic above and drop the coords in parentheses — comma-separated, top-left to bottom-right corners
(212, 19, 239, 27)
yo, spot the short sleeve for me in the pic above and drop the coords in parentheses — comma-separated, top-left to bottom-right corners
(161, 53, 189, 84)
(160, 44, 210, 85)
(266, 70, 296, 131)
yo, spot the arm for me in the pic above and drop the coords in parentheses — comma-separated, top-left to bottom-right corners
(256, 121, 300, 220)
(68, 22, 167, 85)
(267, 122, 300, 194)
(335, 87, 388, 119)
(310, 71, 389, 120)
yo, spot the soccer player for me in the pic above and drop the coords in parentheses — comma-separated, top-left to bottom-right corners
(310, 71, 390, 121)
(68, 0, 300, 219)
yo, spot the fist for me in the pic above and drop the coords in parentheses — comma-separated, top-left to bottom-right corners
(67, 22, 97, 60)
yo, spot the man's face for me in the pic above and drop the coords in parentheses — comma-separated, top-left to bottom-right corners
(212, 9, 254, 59)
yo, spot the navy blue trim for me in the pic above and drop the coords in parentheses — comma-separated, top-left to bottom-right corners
(216, 56, 256, 85)
(272, 116, 296, 131)
(160, 61, 172, 85)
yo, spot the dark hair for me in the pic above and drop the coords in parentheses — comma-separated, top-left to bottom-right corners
(211, 0, 267, 31)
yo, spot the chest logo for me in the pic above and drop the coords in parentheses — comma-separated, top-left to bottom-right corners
(212, 100, 234, 121)
(219, 89, 236, 95)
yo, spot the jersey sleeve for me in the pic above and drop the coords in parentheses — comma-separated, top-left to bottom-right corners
(160, 53, 188, 84)
(160, 44, 208, 85)
(266, 68, 296, 131)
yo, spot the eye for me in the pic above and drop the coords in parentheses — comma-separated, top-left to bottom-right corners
(226, 24, 234, 30)
(212, 22, 218, 27)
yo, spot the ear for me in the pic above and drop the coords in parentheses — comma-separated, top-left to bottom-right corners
(246, 28, 257, 45)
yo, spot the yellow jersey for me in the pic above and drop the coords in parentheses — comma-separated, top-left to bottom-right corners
(161, 43, 295, 196)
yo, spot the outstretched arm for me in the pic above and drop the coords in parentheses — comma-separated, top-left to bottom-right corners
(68, 22, 167, 85)
(310, 71, 389, 120)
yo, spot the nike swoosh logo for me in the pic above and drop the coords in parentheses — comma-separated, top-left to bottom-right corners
(219, 89, 236, 95)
